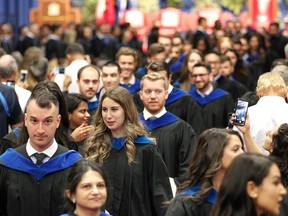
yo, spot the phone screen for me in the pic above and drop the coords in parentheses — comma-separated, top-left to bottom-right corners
(20, 70, 27, 81)
(54, 67, 65, 75)
(234, 99, 249, 126)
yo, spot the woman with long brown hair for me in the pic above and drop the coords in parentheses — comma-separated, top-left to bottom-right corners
(166, 128, 243, 216)
(85, 86, 172, 216)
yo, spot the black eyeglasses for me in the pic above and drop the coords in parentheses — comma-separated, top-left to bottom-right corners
(190, 73, 209, 79)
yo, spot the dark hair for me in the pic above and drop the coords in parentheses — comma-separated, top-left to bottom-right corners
(28, 57, 48, 82)
(27, 90, 59, 109)
(220, 55, 231, 64)
(269, 22, 280, 29)
(193, 62, 212, 73)
(224, 48, 249, 77)
(66, 93, 88, 113)
(147, 43, 165, 57)
(211, 153, 276, 216)
(172, 35, 184, 45)
(63, 160, 110, 214)
(101, 60, 121, 74)
(204, 50, 221, 58)
(198, 17, 207, 25)
(77, 64, 101, 80)
(240, 91, 259, 107)
(19, 81, 75, 150)
(146, 59, 170, 79)
(49, 23, 62, 33)
(65, 43, 85, 55)
(178, 128, 243, 203)
(271, 123, 288, 187)
(178, 50, 203, 90)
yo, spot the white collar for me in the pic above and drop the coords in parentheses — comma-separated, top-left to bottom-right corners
(143, 107, 167, 120)
(120, 74, 135, 86)
(26, 138, 58, 158)
(196, 84, 214, 97)
(89, 96, 97, 102)
(168, 84, 173, 94)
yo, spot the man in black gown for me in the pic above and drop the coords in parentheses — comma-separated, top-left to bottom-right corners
(133, 59, 204, 135)
(0, 91, 81, 216)
(139, 72, 197, 187)
(188, 62, 234, 130)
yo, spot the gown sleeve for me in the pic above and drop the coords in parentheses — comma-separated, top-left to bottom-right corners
(165, 195, 192, 216)
(150, 145, 173, 216)
(0, 164, 9, 215)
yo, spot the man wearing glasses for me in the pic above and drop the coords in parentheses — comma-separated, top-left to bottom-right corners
(188, 62, 234, 130)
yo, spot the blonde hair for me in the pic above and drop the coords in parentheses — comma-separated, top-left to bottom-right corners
(85, 86, 148, 164)
(256, 72, 287, 97)
(115, 47, 137, 62)
(140, 72, 168, 90)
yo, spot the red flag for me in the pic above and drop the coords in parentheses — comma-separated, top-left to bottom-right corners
(96, 0, 115, 26)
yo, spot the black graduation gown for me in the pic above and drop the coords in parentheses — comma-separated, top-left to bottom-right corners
(103, 136, 173, 216)
(165, 184, 217, 216)
(139, 112, 197, 186)
(214, 75, 248, 102)
(133, 88, 204, 135)
(189, 88, 234, 130)
(280, 193, 288, 216)
(0, 144, 81, 216)
(45, 38, 67, 60)
(165, 195, 213, 216)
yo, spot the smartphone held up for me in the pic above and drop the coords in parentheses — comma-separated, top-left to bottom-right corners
(233, 99, 249, 126)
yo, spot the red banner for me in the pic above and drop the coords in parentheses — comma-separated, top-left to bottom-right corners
(249, 0, 277, 29)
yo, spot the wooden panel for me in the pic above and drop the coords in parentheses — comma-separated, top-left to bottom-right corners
(30, 0, 81, 25)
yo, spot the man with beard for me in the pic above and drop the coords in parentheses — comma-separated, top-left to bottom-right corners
(77, 65, 101, 122)
(188, 62, 234, 130)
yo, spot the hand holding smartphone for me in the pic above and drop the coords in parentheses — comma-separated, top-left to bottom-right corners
(233, 99, 249, 126)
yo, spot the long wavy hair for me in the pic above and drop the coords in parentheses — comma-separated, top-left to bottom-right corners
(211, 153, 276, 216)
(85, 86, 148, 164)
(271, 123, 288, 187)
(178, 128, 243, 204)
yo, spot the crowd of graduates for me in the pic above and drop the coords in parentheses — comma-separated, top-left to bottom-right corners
(1, 17, 288, 216)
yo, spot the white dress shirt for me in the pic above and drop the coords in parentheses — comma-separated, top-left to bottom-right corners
(143, 107, 167, 120)
(26, 139, 58, 164)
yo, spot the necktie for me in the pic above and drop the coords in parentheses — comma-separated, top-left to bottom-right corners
(33, 153, 47, 165)
(149, 116, 157, 121)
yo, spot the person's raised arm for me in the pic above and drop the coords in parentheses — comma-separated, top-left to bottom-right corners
(232, 113, 263, 154)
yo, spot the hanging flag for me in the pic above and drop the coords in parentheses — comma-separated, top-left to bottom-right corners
(117, 0, 128, 22)
(96, 0, 116, 26)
